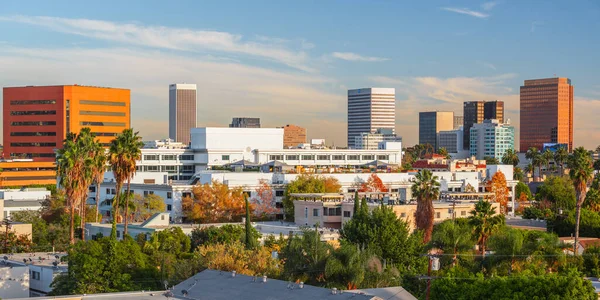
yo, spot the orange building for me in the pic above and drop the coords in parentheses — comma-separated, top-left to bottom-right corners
(0, 160, 56, 187)
(520, 78, 573, 152)
(282, 124, 307, 148)
(3, 85, 130, 161)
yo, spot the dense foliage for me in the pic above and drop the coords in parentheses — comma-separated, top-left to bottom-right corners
(283, 174, 341, 220)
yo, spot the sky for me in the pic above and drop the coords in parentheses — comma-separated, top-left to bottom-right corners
(1, 0, 599, 150)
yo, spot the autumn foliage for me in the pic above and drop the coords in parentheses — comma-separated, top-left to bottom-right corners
(359, 174, 388, 192)
(183, 180, 247, 223)
(252, 179, 279, 217)
(488, 170, 509, 214)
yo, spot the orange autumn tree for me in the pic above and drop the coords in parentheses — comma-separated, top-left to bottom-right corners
(515, 192, 529, 214)
(359, 173, 388, 192)
(183, 180, 247, 223)
(252, 179, 279, 218)
(488, 170, 509, 214)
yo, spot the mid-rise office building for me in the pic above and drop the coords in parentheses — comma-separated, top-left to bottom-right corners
(419, 111, 454, 150)
(453, 115, 463, 130)
(354, 128, 401, 150)
(347, 88, 395, 149)
(520, 77, 573, 152)
(230, 117, 261, 128)
(282, 124, 307, 148)
(463, 101, 504, 150)
(169, 84, 197, 145)
(3, 85, 130, 161)
(437, 128, 463, 155)
(469, 119, 515, 160)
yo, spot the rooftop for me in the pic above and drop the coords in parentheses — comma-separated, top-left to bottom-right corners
(0, 252, 67, 268)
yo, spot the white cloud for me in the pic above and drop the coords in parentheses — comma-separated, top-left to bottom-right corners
(0, 15, 316, 72)
(441, 7, 490, 19)
(331, 52, 389, 62)
(480, 61, 497, 70)
(481, 1, 498, 11)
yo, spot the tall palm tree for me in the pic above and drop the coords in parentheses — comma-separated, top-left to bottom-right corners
(109, 134, 128, 239)
(91, 145, 107, 223)
(501, 149, 520, 167)
(430, 221, 473, 267)
(469, 200, 504, 258)
(526, 147, 542, 182)
(120, 129, 144, 236)
(411, 169, 440, 243)
(542, 149, 554, 174)
(77, 129, 98, 240)
(554, 147, 569, 175)
(568, 147, 594, 256)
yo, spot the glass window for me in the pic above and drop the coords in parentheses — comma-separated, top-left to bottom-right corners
(162, 155, 177, 160)
(269, 155, 283, 161)
(11, 142, 56, 147)
(332, 155, 344, 160)
(436, 212, 441, 219)
(362, 155, 375, 161)
(347, 155, 360, 160)
(167, 192, 172, 199)
(80, 121, 126, 127)
(10, 100, 56, 105)
(179, 154, 194, 160)
(10, 110, 56, 116)
(222, 155, 230, 160)
(313, 208, 319, 217)
(304, 207, 308, 218)
(144, 155, 159, 160)
(275, 190, 284, 197)
(167, 204, 172, 211)
(80, 111, 126, 116)
(285, 155, 299, 160)
(10, 132, 57, 136)
(377, 155, 389, 160)
(80, 100, 126, 106)
(182, 165, 195, 172)
(343, 211, 351, 218)
(301, 155, 314, 160)
(11, 121, 57, 126)
(317, 155, 330, 160)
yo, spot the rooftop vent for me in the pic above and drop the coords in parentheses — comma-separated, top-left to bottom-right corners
(299, 282, 304, 289)
(262, 275, 267, 283)
(331, 287, 338, 295)
(232, 271, 236, 278)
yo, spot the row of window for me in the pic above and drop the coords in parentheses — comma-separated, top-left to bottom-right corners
(9, 153, 55, 158)
(10, 110, 56, 116)
(104, 188, 173, 199)
(139, 165, 195, 172)
(10, 132, 57, 136)
(80, 100, 126, 106)
(10, 142, 56, 147)
(267, 154, 388, 161)
(11, 121, 57, 126)
(143, 154, 194, 161)
(81, 121, 126, 127)
(11, 100, 56, 105)
(93, 132, 119, 137)
(80, 111, 126, 116)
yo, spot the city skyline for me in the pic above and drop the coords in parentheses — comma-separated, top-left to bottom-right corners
(0, 1, 599, 149)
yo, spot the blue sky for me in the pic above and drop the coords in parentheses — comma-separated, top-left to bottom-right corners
(1, 0, 599, 149)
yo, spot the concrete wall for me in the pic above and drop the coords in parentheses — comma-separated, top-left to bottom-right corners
(0, 190, 50, 200)
(28, 265, 63, 296)
(0, 265, 29, 299)
(191, 127, 284, 150)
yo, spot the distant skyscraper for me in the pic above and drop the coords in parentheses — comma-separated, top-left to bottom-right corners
(520, 77, 573, 152)
(347, 88, 395, 149)
(230, 117, 261, 128)
(169, 84, 197, 145)
(463, 100, 504, 150)
(469, 119, 515, 160)
(453, 116, 463, 130)
(419, 111, 454, 150)
(282, 124, 307, 148)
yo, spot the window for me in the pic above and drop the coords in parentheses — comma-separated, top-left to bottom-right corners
(31, 270, 41, 280)
(377, 155, 389, 160)
(301, 155, 314, 160)
(10, 110, 56, 115)
(111, 189, 116, 195)
(343, 211, 351, 218)
(332, 155, 344, 160)
(436, 212, 441, 219)
(162, 155, 177, 160)
(313, 208, 319, 217)
(167, 204, 172, 211)
(11, 121, 57, 126)
(11, 100, 56, 105)
(269, 155, 283, 161)
(161, 215, 165, 220)
(116, 231, 121, 238)
(304, 207, 308, 218)
(89, 186, 96, 193)
(144, 166, 160, 172)
(275, 202, 284, 208)
(106, 188, 111, 194)
(144, 155, 159, 161)
(143, 179, 156, 184)
(222, 155, 230, 160)
(80, 100, 126, 106)
(80, 121, 126, 127)
(167, 192, 172, 199)
(285, 155, 299, 160)
(182, 165, 195, 172)
(347, 155, 360, 160)
(161, 165, 177, 173)
(400, 212, 407, 218)
(80, 111, 126, 116)
(461, 211, 466, 216)
(10, 132, 56, 136)
(179, 154, 194, 160)
(182, 192, 192, 198)
(144, 191, 149, 196)
(11, 142, 56, 147)
(317, 155, 330, 160)
(275, 190, 284, 197)
(362, 155, 375, 161)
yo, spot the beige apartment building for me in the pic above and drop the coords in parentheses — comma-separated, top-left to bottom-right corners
(169, 84, 197, 145)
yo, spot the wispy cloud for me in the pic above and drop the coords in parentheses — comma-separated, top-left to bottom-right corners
(479, 61, 497, 70)
(0, 15, 316, 72)
(441, 7, 489, 19)
(481, 1, 498, 11)
(331, 52, 389, 62)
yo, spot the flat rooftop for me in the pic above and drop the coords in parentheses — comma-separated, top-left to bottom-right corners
(0, 252, 67, 268)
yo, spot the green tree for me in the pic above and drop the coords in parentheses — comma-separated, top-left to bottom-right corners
(535, 176, 577, 212)
(283, 174, 341, 221)
(412, 169, 440, 243)
(554, 147, 569, 175)
(469, 200, 504, 258)
(324, 242, 367, 289)
(526, 147, 542, 182)
(568, 147, 594, 255)
(513, 167, 524, 182)
(437, 147, 449, 159)
(10, 210, 51, 251)
(244, 194, 255, 249)
(542, 149, 554, 174)
(353, 190, 360, 216)
(484, 156, 500, 165)
(501, 149, 520, 166)
(190, 224, 259, 249)
(90, 144, 107, 223)
(131, 193, 167, 221)
(280, 229, 333, 285)
(515, 182, 532, 200)
(430, 220, 474, 267)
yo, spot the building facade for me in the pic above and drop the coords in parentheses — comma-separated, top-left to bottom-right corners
(347, 88, 395, 149)
(437, 128, 463, 154)
(3, 85, 130, 161)
(354, 128, 401, 150)
(453, 115, 463, 130)
(281, 124, 306, 148)
(520, 77, 573, 152)
(169, 84, 197, 145)
(0, 160, 56, 187)
(229, 117, 261, 128)
(419, 111, 454, 150)
(463, 101, 504, 150)
(469, 119, 515, 160)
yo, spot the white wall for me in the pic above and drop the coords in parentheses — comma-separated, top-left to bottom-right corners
(487, 165, 514, 181)
(191, 127, 284, 150)
(28, 265, 62, 296)
(102, 171, 169, 185)
(0, 266, 29, 299)
(0, 190, 50, 200)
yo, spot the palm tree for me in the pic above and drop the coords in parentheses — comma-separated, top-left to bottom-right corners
(109, 134, 128, 239)
(554, 147, 569, 175)
(91, 145, 107, 223)
(501, 149, 520, 167)
(469, 199, 504, 258)
(430, 221, 473, 267)
(513, 167, 524, 182)
(542, 149, 554, 174)
(526, 147, 542, 182)
(120, 129, 144, 236)
(412, 169, 440, 243)
(568, 147, 594, 256)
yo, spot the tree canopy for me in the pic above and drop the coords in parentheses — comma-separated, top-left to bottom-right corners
(283, 174, 341, 220)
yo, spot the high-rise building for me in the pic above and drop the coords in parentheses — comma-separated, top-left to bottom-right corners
(469, 119, 515, 160)
(3, 85, 130, 162)
(419, 111, 454, 150)
(354, 128, 402, 150)
(230, 117, 261, 128)
(347, 88, 395, 149)
(282, 124, 307, 148)
(463, 100, 504, 150)
(169, 84, 197, 145)
(453, 116, 463, 130)
(520, 77, 573, 152)
(438, 128, 463, 154)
